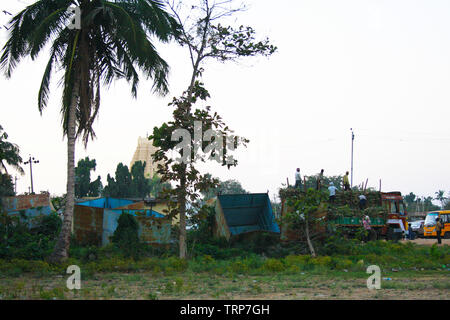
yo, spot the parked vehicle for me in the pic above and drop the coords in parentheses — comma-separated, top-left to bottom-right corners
(423, 211, 450, 239)
(410, 219, 424, 238)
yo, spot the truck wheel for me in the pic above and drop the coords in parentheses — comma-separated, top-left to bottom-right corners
(444, 232, 450, 239)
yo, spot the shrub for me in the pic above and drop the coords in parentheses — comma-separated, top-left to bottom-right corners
(229, 259, 249, 273)
(262, 258, 285, 272)
(311, 256, 332, 267)
(0, 211, 62, 260)
(284, 255, 310, 267)
(111, 213, 141, 259)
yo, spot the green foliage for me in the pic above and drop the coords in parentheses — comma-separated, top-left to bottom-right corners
(0, 211, 62, 260)
(0, 124, 23, 176)
(35, 212, 62, 239)
(130, 161, 151, 198)
(284, 189, 328, 230)
(187, 205, 216, 243)
(148, 173, 172, 198)
(104, 162, 162, 199)
(303, 174, 343, 191)
(0, 240, 448, 279)
(0, 173, 15, 197)
(405, 193, 441, 212)
(201, 175, 248, 200)
(75, 157, 101, 198)
(445, 198, 450, 210)
(111, 213, 140, 259)
(104, 163, 132, 198)
(262, 258, 285, 272)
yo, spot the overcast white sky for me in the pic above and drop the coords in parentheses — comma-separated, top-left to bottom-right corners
(1, 0, 449, 202)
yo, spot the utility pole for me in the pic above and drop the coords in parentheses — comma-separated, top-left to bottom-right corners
(24, 155, 39, 194)
(350, 128, 355, 187)
(14, 176, 17, 194)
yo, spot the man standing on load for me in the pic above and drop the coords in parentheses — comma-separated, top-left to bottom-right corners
(294, 168, 302, 189)
(343, 171, 350, 191)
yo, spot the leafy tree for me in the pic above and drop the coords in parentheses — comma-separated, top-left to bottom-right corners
(88, 175, 102, 197)
(130, 161, 150, 198)
(104, 163, 132, 198)
(148, 173, 172, 198)
(285, 189, 328, 257)
(201, 174, 248, 200)
(0, 124, 23, 176)
(424, 196, 440, 212)
(111, 212, 140, 258)
(150, 0, 276, 259)
(104, 161, 160, 198)
(0, 173, 15, 197)
(434, 190, 447, 209)
(404, 192, 416, 207)
(1, 0, 179, 262)
(0, 124, 23, 198)
(444, 194, 450, 210)
(74, 157, 96, 198)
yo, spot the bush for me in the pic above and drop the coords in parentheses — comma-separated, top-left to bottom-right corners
(0, 211, 62, 260)
(262, 258, 285, 272)
(111, 213, 141, 259)
(34, 213, 62, 238)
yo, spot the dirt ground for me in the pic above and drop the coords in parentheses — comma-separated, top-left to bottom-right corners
(401, 238, 450, 246)
(1, 271, 448, 300)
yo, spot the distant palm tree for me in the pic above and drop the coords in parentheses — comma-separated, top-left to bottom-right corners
(1, 0, 179, 262)
(0, 124, 23, 175)
(435, 190, 447, 209)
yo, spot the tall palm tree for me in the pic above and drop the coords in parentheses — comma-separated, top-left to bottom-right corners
(0, 0, 179, 262)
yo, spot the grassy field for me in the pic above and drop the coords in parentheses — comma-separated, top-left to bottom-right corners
(0, 241, 448, 300)
(0, 269, 448, 300)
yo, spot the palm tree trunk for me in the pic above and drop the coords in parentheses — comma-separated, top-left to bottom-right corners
(49, 79, 79, 263)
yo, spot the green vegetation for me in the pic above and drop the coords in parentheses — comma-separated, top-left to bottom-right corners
(0, 0, 180, 263)
(0, 236, 447, 278)
(74, 157, 102, 198)
(103, 161, 171, 199)
(0, 124, 23, 198)
(111, 213, 140, 259)
(201, 175, 248, 201)
(0, 211, 61, 260)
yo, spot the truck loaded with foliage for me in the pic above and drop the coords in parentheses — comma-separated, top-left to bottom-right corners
(279, 187, 409, 256)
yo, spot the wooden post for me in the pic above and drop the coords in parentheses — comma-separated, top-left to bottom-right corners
(286, 178, 289, 187)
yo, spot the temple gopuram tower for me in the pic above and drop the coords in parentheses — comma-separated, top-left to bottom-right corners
(130, 137, 161, 178)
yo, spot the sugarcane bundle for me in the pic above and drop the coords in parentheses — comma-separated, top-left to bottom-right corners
(334, 190, 382, 208)
(279, 187, 304, 200)
(328, 204, 388, 218)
